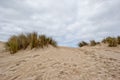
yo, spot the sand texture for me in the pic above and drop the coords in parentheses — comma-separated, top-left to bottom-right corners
(0, 43, 120, 80)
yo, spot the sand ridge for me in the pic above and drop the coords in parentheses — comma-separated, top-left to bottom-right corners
(0, 43, 120, 80)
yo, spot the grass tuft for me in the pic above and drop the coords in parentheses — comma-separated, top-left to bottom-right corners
(102, 37, 117, 47)
(29, 32, 39, 49)
(6, 32, 57, 54)
(78, 41, 88, 47)
(6, 36, 19, 54)
(38, 35, 57, 48)
(18, 34, 29, 49)
(90, 40, 96, 46)
(107, 37, 117, 47)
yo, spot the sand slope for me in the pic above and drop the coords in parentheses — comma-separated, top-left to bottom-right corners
(0, 43, 120, 80)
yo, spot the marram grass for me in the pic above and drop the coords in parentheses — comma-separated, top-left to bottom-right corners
(78, 36, 120, 48)
(6, 32, 57, 54)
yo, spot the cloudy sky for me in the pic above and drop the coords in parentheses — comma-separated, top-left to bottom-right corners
(0, 0, 120, 47)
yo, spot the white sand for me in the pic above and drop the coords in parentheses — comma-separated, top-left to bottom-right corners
(0, 43, 120, 80)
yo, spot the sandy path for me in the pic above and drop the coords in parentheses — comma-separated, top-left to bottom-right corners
(0, 45, 120, 80)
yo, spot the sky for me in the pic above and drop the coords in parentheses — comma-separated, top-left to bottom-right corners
(0, 0, 120, 47)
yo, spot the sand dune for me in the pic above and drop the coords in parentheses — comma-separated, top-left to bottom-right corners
(0, 43, 120, 80)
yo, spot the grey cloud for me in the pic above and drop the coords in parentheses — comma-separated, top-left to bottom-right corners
(0, 0, 120, 47)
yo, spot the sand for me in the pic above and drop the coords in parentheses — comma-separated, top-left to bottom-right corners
(0, 42, 120, 80)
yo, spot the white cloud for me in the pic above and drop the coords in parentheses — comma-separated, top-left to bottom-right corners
(0, 0, 120, 47)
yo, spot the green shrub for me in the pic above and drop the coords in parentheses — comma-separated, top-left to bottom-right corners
(90, 40, 96, 46)
(78, 41, 88, 47)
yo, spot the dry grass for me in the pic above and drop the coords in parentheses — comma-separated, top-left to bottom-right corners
(78, 41, 88, 47)
(29, 32, 39, 49)
(6, 32, 57, 54)
(90, 40, 97, 46)
(38, 35, 57, 48)
(102, 37, 118, 47)
(18, 34, 29, 49)
(6, 36, 19, 54)
(106, 37, 117, 47)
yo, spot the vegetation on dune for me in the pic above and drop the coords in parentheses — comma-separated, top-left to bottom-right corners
(78, 41, 88, 47)
(78, 36, 120, 48)
(6, 32, 57, 54)
(6, 36, 19, 54)
(5, 32, 120, 53)
(18, 34, 29, 49)
(108, 38, 117, 47)
(78, 40, 97, 47)
(38, 35, 57, 48)
(90, 40, 97, 46)
(102, 37, 117, 47)
(29, 32, 39, 49)
(39, 35, 48, 48)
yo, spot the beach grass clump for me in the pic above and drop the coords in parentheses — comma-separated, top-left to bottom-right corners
(6, 32, 57, 54)
(38, 35, 57, 48)
(78, 41, 88, 47)
(90, 40, 96, 46)
(46, 37, 57, 47)
(38, 35, 47, 48)
(28, 32, 39, 49)
(18, 34, 29, 49)
(102, 37, 117, 47)
(6, 36, 19, 54)
(107, 37, 117, 47)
